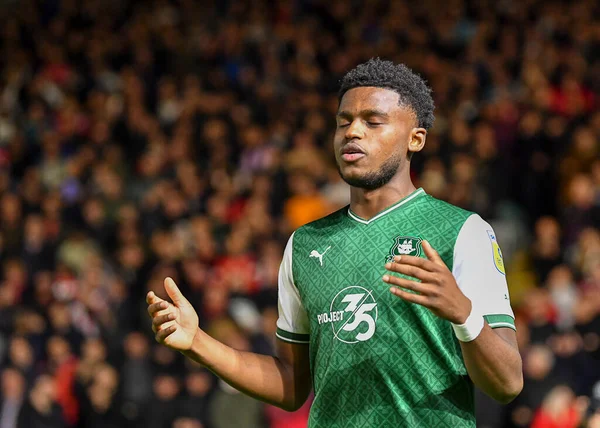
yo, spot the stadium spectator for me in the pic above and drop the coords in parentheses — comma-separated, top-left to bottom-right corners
(0, 0, 597, 426)
(0, 367, 26, 428)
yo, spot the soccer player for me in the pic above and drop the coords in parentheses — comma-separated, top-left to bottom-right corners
(147, 58, 523, 427)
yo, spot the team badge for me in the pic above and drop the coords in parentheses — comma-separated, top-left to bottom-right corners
(386, 236, 423, 262)
(486, 230, 505, 275)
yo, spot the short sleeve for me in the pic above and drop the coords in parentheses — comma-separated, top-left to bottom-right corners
(452, 214, 516, 330)
(276, 232, 310, 343)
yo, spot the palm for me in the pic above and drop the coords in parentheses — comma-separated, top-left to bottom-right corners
(163, 302, 198, 350)
(147, 278, 200, 352)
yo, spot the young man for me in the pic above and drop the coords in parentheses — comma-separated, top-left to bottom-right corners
(147, 58, 523, 427)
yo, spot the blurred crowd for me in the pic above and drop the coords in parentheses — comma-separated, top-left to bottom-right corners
(0, 0, 598, 427)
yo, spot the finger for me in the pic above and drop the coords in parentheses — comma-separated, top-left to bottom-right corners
(385, 262, 437, 283)
(164, 277, 188, 306)
(155, 323, 177, 343)
(147, 300, 169, 317)
(389, 286, 431, 307)
(382, 274, 435, 295)
(147, 291, 167, 306)
(392, 255, 439, 271)
(152, 312, 175, 330)
(422, 240, 445, 267)
(150, 307, 174, 333)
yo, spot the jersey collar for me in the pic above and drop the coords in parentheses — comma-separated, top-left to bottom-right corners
(347, 188, 426, 225)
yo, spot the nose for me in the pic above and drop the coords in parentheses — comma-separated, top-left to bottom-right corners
(345, 119, 364, 140)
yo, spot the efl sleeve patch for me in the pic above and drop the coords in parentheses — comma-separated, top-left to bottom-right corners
(486, 230, 505, 275)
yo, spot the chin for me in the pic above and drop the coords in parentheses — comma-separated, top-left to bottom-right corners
(337, 161, 399, 191)
(339, 170, 375, 189)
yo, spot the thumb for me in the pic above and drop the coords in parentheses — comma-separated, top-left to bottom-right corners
(164, 277, 188, 306)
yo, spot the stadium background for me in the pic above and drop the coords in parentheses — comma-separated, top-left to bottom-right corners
(0, 0, 598, 427)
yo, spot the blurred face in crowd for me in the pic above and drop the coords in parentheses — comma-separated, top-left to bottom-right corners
(540, 385, 576, 415)
(1, 193, 21, 224)
(173, 418, 204, 428)
(81, 337, 107, 364)
(93, 364, 119, 392)
(1, 367, 25, 399)
(185, 371, 211, 397)
(4, 259, 26, 284)
(32, 374, 56, 401)
(334, 87, 425, 190)
(47, 336, 71, 364)
(124, 331, 149, 359)
(48, 303, 72, 330)
(82, 199, 105, 226)
(568, 174, 595, 208)
(153, 374, 180, 400)
(524, 345, 554, 380)
(9, 337, 34, 369)
(24, 215, 45, 244)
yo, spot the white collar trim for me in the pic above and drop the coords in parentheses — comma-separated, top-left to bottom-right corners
(347, 188, 426, 225)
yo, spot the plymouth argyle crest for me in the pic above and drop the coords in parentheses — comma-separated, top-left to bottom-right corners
(386, 236, 423, 262)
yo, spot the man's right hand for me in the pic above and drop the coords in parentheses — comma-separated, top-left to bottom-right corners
(147, 277, 312, 412)
(147, 277, 199, 351)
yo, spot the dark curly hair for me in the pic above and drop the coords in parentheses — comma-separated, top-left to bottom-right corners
(338, 58, 435, 130)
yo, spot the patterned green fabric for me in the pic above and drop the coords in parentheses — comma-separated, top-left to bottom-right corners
(292, 189, 475, 427)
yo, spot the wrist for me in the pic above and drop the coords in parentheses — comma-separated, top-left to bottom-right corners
(454, 299, 472, 325)
(182, 328, 206, 363)
(451, 305, 484, 343)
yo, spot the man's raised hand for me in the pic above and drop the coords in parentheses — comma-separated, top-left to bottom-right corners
(382, 240, 472, 324)
(147, 277, 199, 351)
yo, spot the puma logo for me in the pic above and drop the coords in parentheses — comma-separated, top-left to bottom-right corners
(309, 246, 331, 266)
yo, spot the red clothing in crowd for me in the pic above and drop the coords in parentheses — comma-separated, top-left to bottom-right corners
(530, 406, 580, 428)
(54, 356, 79, 426)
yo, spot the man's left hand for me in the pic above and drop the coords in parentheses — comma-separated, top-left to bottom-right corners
(383, 240, 472, 324)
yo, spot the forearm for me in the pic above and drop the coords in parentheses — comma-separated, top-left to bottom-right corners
(460, 325, 523, 403)
(182, 328, 309, 411)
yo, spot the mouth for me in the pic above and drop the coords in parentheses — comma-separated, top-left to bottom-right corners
(340, 143, 366, 162)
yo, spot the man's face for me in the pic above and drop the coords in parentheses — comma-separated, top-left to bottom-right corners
(334, 87, 419, 190)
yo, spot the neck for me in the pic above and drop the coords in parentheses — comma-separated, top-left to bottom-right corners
(349, 172, 417, 221)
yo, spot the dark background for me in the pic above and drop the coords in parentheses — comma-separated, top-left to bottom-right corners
(0, 0, 598, 427)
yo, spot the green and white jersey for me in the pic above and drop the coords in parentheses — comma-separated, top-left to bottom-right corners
(276, 188, 515, 428)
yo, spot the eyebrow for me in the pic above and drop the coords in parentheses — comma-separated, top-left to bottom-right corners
(337, 109, 390, 120)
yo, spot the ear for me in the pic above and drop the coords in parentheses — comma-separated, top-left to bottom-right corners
(408, 128, 427, 154)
